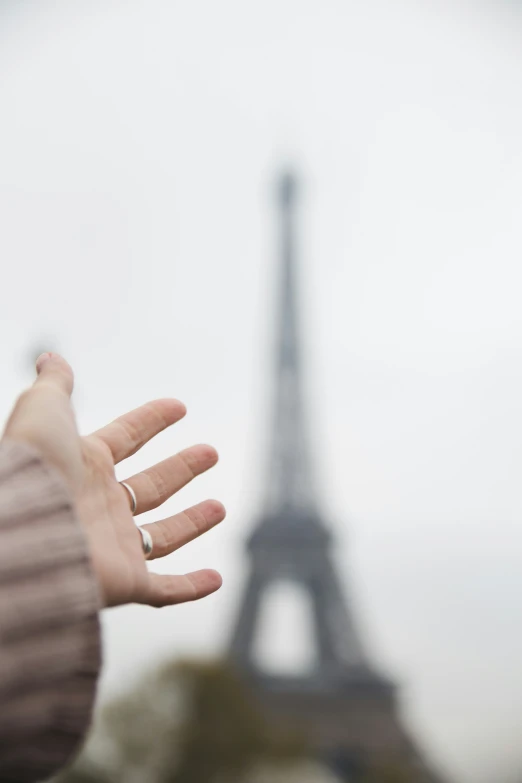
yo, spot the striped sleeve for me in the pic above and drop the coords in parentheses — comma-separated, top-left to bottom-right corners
(0, 439, 101, 783)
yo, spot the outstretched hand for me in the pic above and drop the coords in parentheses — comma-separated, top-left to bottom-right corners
(3, 353, 225, 608)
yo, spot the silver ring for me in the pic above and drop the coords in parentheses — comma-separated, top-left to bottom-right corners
(120, 481, 137, 514)
(119, 482, 152, 558)
(138, 526, 153, 559)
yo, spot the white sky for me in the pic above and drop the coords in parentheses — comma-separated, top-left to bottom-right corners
(1, 1, 522, 781)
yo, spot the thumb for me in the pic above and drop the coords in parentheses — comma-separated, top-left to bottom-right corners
(34, 352, 74, 397)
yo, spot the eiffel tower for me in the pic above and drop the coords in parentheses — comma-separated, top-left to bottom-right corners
(229, 173, 444, 782)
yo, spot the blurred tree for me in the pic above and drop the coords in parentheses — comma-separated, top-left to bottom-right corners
(161, 661, 305, 783)
(362, 765, 415, 783)
(51, 660, 416, 783)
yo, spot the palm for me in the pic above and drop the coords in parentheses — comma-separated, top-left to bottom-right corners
(78, 436, 149, 608)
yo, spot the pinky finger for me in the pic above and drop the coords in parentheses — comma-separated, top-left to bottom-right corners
(146, 569, 222, 608)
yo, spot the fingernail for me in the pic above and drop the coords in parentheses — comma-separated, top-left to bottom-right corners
(36, 353, 51, 373)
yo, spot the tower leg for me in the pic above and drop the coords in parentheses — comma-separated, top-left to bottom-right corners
(229, 570, 264, 665)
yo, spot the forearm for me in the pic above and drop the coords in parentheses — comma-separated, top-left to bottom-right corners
(0, 440, 101, 783)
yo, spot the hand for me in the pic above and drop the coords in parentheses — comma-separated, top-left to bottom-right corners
(3, 353, 225, 608)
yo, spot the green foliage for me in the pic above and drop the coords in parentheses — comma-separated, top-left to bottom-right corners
(163, 661, 305, 783)
(51, 659, 417, 783)
(361, 764, 415, 783)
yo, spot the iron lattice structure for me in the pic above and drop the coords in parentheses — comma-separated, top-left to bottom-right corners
(229, 173, 444, 782)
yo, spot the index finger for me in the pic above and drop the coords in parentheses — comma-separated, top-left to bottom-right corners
(92, 399, 187, 464)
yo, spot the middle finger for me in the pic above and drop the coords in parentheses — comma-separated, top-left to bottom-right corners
(119, 444, 218, 515)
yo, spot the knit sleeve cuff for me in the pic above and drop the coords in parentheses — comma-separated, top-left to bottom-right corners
(0, 439, 102, 783)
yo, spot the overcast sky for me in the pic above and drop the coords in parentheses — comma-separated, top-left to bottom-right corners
(1, 1, 522, 781)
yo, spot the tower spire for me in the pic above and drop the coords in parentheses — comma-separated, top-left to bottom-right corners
(266, 171, 316, 515)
